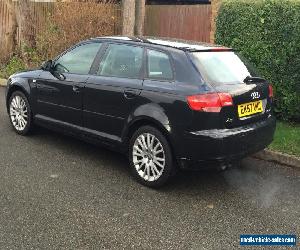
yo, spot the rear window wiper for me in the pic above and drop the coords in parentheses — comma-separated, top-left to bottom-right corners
(243, 76, 266, 83)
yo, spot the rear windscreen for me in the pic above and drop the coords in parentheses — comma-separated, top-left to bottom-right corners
(190, 51, 259, 86)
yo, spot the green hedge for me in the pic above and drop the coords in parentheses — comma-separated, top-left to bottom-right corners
(215, 0, 300, 121)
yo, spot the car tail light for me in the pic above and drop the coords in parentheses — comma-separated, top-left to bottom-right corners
(269, 84, 274, 98)
(187, 93, 233, 112)
(210, 47, 232, 52)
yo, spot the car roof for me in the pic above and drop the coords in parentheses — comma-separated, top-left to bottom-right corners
(90, 36, 232, 52)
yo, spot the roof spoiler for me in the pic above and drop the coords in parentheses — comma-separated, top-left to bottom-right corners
(189, 47, 233, 52)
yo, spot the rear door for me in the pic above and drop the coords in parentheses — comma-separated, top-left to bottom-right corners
(36, 42, 102, 126)
(83, 43, 144, 141)
(189, 51, 272, 128)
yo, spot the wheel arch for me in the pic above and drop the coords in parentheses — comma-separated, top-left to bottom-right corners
(6, 84, 30, 113)
(122, 116, 176, 159)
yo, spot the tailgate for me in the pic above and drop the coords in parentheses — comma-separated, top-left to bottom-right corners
(216, 82, 272, 128)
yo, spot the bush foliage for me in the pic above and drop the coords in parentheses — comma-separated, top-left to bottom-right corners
(0, 56, 25, 79)
(215, 0, 300, 121)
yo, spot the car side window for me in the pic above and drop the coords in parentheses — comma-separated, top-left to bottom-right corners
(54, 43, 102, 75)
(98, 44, 143, 79)
(147, 49, 173, 80)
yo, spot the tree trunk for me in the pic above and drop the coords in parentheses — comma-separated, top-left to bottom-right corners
(2, 0, 18, 61)
(17, 0, 35, 49)
(122, 0, 135, 36)
(135, 0, 145, 36)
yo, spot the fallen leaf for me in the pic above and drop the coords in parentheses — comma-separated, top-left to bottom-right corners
(207, 204, 214, 209)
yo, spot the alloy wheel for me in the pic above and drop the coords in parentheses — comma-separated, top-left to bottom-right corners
(132, 133, 166, 182)
(10, 95, 28, 131)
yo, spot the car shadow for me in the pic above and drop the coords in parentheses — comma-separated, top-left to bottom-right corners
(31, 125, 285, 207)
(32, 126, 131, 170)
(32, 126, 239, 192)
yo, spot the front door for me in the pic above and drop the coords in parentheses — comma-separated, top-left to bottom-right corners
(36, 42, 102, 127)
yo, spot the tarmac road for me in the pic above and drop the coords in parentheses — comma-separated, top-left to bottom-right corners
(0, 87, 299, 249)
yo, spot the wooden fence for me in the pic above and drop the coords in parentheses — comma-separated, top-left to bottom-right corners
(0, 1, 122, 47)
(0, 2, 212, 60)
(145, 4, 212, 43)
(0, 1, 54, 47)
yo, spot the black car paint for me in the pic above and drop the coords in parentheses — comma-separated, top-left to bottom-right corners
(5, 37, 276, 168)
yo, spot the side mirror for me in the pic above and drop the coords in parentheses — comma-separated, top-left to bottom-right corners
(53, 71, 66, 81)
(41, 60, 53, 71)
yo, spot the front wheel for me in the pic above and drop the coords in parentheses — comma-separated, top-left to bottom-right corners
(8, 91, 33, 135)
(129, 126, 174, 188)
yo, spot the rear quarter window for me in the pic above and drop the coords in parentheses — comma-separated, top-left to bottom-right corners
(147, 49, 173, 80)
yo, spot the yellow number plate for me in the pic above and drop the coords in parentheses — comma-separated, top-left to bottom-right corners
(238, 100, 263, 118)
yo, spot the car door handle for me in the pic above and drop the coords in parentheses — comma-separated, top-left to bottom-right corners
(124, 90, 139, 99)
(73, 85, 82, 93)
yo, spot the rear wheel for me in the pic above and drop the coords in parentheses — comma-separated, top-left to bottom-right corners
(129, 126, 174, 188)
(9, 91, 33, 135)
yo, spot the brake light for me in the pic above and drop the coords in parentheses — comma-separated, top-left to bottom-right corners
(269, 84, 274, 98)
(187, 93, 233, 112)
(210, 47, 232, 52)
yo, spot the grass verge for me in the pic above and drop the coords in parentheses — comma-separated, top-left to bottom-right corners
(269, 121, 300, 157)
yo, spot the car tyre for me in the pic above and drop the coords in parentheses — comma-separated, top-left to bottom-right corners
(129, 126, 174, 188)
(8, 91, 34, 135)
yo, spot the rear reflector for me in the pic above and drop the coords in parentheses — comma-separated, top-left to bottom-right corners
(269, 84, 274, 98)
(187, 93, 233, 112)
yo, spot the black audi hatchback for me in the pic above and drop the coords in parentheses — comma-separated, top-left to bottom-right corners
(5, 36, 276, 187)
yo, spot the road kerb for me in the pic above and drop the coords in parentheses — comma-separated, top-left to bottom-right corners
(0, 79, 7, 87)
(253, 149, 300, 169)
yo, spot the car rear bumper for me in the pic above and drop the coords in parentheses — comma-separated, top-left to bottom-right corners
(176, 115, 276, 169)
